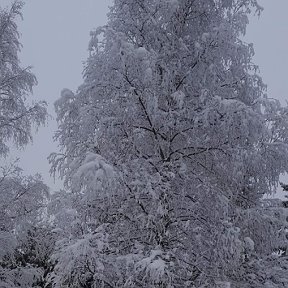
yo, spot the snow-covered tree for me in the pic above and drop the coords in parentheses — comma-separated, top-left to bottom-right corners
(0, 1, 49, 287)
(49, 0, 288, 286)
(0, 163, 51, 288)
(0, 1, 47, 155)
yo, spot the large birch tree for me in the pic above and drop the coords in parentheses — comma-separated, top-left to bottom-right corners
(49, 0, 288, 287)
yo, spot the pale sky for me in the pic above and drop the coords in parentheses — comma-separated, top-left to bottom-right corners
(2, 1, 288, 197)
(245, 1, 288, 105)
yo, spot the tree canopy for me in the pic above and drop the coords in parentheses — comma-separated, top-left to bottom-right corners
(48, 0, 288, 287)
(0, 2, 49, 287)
(1, 0, 288, 287)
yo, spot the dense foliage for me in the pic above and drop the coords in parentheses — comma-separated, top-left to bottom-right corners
(48, 0, 288, 287)
(1, 0, 288, 287)
(0, 2, 49, 287)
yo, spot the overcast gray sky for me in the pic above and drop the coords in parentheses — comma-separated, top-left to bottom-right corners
(2, 1, 288, 196)
(245, 1, 288, 105)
